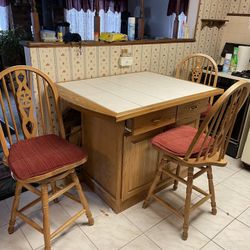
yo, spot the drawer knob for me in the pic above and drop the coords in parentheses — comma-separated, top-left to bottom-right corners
(190, 105, 198, 110)
(151, 118, 161, 124)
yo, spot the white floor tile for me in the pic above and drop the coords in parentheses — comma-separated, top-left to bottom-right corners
(237, 206, 250, 227)
(188, 198, 234, 238)
(145, 215, 210, 250)
(121, 235, 161, 250)
(225, 155, 243, 172)
(213, 220, 250, 250)
(201, 240, 223, 250)
(0, 225, 32, 250)
(214, 183, 250, 217)
(123, 200, 171, 232)
(0, 200, 10, 227)
(80, 212, 141, 250)
(210, 165, 236, 184)
(221, 171, 250, 199)
(59, 186, 111, 221)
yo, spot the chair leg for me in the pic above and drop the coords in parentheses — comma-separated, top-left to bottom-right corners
(50, 182, 59, 203)
(173, 164, 181, 191)
(70, 171, 94, 226)
(41, 184, 51, 250)
(207, 166, 217, 215)
(182, 167, 194, 240)
(8, 181, 23, 234)
(143, 158, 165, 209)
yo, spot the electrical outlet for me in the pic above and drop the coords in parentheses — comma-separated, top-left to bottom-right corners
(119, 56, 133, 67)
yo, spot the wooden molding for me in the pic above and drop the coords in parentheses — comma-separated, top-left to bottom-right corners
(201, 19, 229, 30)
(227, 13, 250, 17)
(21, 38, 196, 48)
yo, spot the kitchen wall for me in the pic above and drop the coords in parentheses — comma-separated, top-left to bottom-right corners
(25, 0, 250, 84)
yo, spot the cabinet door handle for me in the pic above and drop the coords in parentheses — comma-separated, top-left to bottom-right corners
(151, 118, 161, 124)
(190, 105, 198, 110)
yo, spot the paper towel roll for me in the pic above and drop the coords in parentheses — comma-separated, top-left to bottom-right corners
(236, 46, 250, 72)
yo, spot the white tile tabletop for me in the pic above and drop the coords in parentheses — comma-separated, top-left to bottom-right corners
(57, 72, 222, 121)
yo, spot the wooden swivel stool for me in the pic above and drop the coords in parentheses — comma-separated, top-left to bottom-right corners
(0, 66, 94, 250)
(143, 80, 250, 240)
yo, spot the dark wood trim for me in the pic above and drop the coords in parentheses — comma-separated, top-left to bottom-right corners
(21, 38, 196, 48)
(227, 13, 250, 17)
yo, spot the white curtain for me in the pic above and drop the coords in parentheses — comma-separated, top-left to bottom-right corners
(65, 8, 95, 40)
(65, 7, 121, 40)
(177, 12, 187, 39)
(0, 5, 9, 31)
(99, 8, 121, 33)
(165, 13, 176, 38)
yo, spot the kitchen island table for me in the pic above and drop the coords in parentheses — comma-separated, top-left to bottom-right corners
(56, 72, 223, 213)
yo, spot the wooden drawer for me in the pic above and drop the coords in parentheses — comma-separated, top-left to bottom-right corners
(177, 98, 208, 121)
(128, 107, 177, 136)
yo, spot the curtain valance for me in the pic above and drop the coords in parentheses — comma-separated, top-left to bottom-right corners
(0, 0, 10, 7)
(64, 0, 127, 13)
(167, 0, 189, 16)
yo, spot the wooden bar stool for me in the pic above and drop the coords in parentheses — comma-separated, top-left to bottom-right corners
(0, 66, 94, 250)
(143, 80, 250, 240)
(175, 53, 218, 117)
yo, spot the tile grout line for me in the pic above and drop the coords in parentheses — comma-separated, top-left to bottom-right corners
(117, 232, 144, 250)
(200, 239, 226, 250)
(144, 233, 163, 250)
(201, 204, 250, 246)
(19, 226, 35, 250)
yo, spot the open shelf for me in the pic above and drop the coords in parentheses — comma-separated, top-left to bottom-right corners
(201, 19, 229, 30)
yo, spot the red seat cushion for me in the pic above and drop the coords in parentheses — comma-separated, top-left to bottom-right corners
(8, 134, 87, 180)
(201, 103, 212, 118)
(151, 125, 211, 157)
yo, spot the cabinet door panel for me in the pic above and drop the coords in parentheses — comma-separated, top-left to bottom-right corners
(122, 136, 159, 201)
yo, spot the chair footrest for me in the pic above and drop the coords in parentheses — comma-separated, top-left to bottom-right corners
(16, 211, 43, 234)
(51, 209, 86, 239)
(153, 194, 183, 219)
(190, 195, 211, 212)
(48, 182, 75, 202)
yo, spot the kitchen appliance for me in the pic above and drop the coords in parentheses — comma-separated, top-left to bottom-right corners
(242, 130, 250, 165)
(236, 46, 250, 72)
(215, 42, 250, 158)
(231, 70, 250, 79)
(40, 30, 57, 42)
(56, 22, 70, 37)
(216, 75, 250, 158)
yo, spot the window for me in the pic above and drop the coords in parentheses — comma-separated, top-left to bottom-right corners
(128, 0, 200, 40)
(53, 0, 201, 43)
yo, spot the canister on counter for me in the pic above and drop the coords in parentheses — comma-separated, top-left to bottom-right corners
(222, 53, 232, 73)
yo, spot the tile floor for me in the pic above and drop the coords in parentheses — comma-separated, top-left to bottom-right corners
(1, 156, 250, 250)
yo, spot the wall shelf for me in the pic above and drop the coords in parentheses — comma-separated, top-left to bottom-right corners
(201, 19, 229, 30)
(227, 13, 250, 17)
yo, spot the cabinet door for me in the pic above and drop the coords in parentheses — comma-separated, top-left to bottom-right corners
(122, 136, 159, 201)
